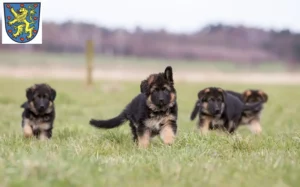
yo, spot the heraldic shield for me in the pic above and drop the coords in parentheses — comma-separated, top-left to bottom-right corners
(3, 2, 41, 43)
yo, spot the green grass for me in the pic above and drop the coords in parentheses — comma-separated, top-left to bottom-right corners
(0, 77, 300, 187)
(0, 50, 293, 73)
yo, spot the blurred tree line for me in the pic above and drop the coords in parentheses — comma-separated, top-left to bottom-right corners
(1, 21, 300, 64)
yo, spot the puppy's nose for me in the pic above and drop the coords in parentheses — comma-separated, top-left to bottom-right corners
(40, 106, 45, 110)
(215, 109, 220, 113)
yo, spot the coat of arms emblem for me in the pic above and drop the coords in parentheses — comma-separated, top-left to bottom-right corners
(2, 1, 42, 44)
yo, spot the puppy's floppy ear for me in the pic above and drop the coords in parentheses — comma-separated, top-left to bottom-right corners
(140, 79, 148, 93)
(190, 100, 201, 121)
(217, 88, 227, 103)
(50, 88, 56, 101)
(20, 102, 28, 108)
(242, 89, 252, 102)
(198, 88, 210, 101)
(258, 90, 268, 103)
(164, 66, 173, 83)
(26, 86, 35, 101)
(143, 74, 156, 95)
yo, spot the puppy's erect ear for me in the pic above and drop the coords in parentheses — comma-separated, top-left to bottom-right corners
(242, 89, 252, 102)
(198, 88, 210, 101)
(50, 88, 57, 101)
(164, 66, 173, 84)
(26, 86, 35, 101)
(258, 90, 268, 103)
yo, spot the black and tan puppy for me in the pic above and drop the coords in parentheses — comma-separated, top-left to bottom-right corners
(226, 89, 268, 134)
(21, 83, 56, 140)
(90, 66, 178, 148)
(190, 87, 264, 134)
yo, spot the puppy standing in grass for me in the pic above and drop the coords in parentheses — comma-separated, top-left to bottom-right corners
(90, 66, 178, 148)
(21, 83, 56, 140)
(226, 89, 268, 134)
(190, 87, 264, 134)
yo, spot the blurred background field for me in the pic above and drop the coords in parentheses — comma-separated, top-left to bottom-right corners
(0, 0, 300, 186)
(0, 50, 300, 85)
(0, 50, 295, 72)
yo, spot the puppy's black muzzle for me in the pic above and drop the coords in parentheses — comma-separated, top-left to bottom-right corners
(37, 99, 47, 113)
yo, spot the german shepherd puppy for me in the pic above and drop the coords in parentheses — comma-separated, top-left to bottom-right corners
(90, 66, 178, 148)
(190, 87, 264, 134)
(21, 83, 56, 140)
(226, 89, 268, 134)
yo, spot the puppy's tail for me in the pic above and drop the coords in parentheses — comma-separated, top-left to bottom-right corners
(190, 100, 201, 121)
(89, 110, 127, 129)
(243, 101, 264, 112)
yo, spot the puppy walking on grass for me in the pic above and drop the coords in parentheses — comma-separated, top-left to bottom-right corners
(21, 83, 56, 140)
(190, 87, 264, 134)
(89, 66, 178, 148)
(226, 89, 268, 134)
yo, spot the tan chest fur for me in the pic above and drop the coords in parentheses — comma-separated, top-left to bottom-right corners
(208, 113, 224, 127)
(144, 115, 176, 131)
(211, 118, 224, 128)
(25, 117, 51, 131)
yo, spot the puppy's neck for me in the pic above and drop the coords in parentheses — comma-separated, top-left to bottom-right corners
(200, 111, 222, 119)
(149, 107, 171, 117)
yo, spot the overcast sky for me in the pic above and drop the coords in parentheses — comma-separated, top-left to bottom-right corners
(5, 0, 300, 33)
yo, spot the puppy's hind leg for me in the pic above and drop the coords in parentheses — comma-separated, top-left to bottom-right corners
(129, 122, 138, 142)
(137, 126, 151, 148)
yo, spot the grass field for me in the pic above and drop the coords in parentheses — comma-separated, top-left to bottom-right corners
(0, 77, 300, 187)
